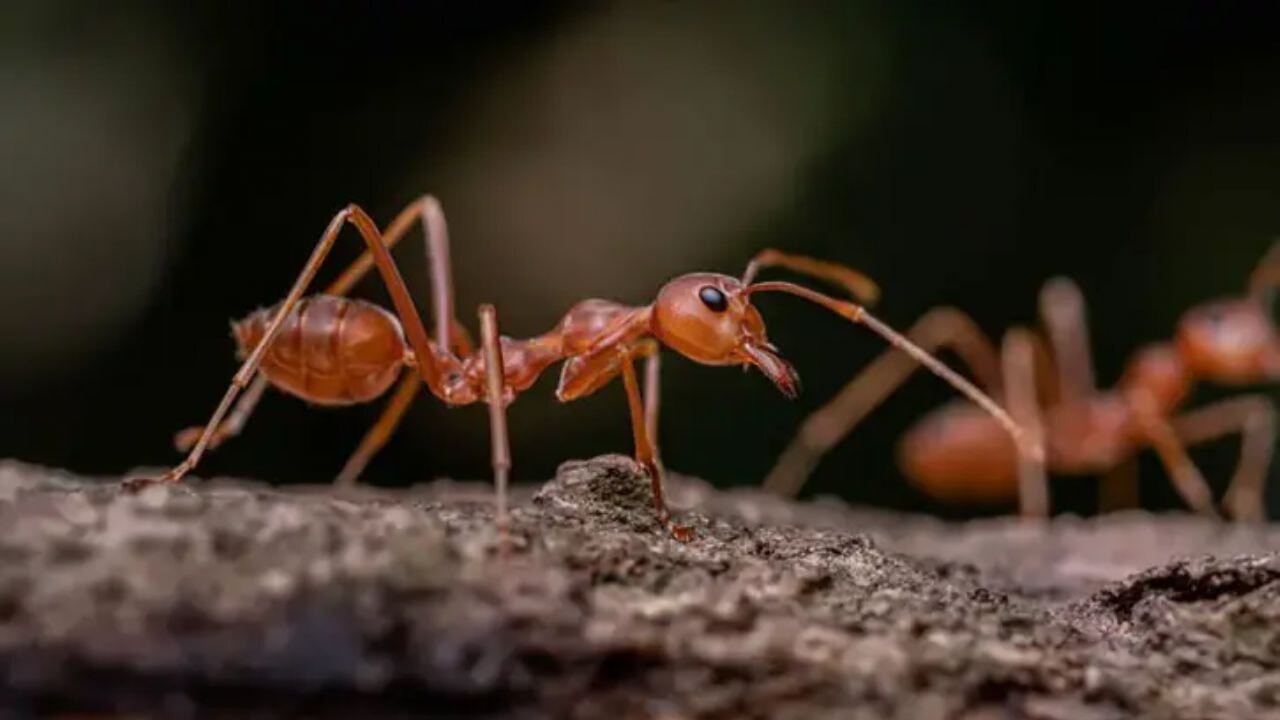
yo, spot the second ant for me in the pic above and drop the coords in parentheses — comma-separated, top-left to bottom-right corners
(764, 245, 1279, 521)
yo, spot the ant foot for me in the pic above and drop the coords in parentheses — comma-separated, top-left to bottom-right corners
(121, 475, 165, 493)
(668, 523, 696, 543)
(121, 469, 184, 493)
(1222, 488, 1265, 523)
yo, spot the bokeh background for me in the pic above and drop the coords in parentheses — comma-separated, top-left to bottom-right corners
(2, 1, 1277, 518)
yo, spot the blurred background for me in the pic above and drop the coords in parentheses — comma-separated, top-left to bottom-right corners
(1, 1, 1277, 518)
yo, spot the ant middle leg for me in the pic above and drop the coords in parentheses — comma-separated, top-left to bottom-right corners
(620, 348, 692, 541)
(478, 304, 513, 547)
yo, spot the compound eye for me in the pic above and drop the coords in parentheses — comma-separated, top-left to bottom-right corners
(698, 285, 728, 313)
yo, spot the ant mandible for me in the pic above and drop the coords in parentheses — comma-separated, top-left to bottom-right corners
(762, 243, 1280, 521)
(126, 195, 1034, 541)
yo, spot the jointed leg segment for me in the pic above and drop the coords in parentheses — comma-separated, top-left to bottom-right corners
(621, 351, 693, 542)
(1172, 394, 1276, 521)
(1001, 327, 1048, 518)
(643, 352, 661, 460)
(173, 373, 269, 453)
(479, 304, 513, 546)
(1128, 390, 1219, 517)
(334, 372, 422, 488)
(1038, 277, 1098, 406)
(157, 195, 473, 488)
(126, 204, 444, 490)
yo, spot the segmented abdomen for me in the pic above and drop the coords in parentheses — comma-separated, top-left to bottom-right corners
(232, 295, 408, 406)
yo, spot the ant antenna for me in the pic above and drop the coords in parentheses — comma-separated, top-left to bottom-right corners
(742, 249, 881, 305)
(746, 280, 1042, 461)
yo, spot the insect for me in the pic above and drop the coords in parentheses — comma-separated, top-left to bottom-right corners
(126, 195, 1033, 540)
(762, 244, 1280, 520)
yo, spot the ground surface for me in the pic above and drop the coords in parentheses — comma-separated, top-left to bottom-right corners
(1, 457, 1279, 719)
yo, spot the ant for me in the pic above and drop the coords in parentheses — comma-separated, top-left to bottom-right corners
(762, 244, 1280, 521)
(126, 195, 1033, 541)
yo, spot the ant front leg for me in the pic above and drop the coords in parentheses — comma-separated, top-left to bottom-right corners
(621, 350, 693, 542)
(643, 351, 661, 461)
(557, 333, 685, 537)
(1127, 391, 1219, 518)
(1173, 395, 1276, 522)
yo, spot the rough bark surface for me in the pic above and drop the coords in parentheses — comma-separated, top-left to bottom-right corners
(1, 457, 1278, 719)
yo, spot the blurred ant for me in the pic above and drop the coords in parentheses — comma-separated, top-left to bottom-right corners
(763, 244, 1279, 521)
(126, 196, 1033, 541)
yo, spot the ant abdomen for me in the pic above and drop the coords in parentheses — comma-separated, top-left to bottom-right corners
(897, 402, 1019, 504)
(233, 295, 408, 406)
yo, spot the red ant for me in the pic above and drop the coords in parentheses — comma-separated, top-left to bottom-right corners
(763, 244, 1280, 521)
(126, 195, 1034, 541)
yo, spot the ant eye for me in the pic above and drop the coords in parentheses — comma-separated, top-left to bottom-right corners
(698, 286, 728, 313)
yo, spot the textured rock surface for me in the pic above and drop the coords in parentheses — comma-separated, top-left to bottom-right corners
(1, 456, 1278, 718)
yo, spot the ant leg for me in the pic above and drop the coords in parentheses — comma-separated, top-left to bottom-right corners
(479, 304, 512, 547)
(762, 307, 1001, 497)
(173, 373, 269, 453)
(1172, 395, 1276, 522)
(643, 351, 661, 460)
(125, 204, 449, 491)
(326, 194, 467, 351)
(1038, 277, 1097, 406)
(1128, 391, 1219, 517)
(1002, 327, 1048, 518)
(172, 198, 469, 471)
(621, 352, 694, 542)
(330, 199, 476, 487)
(333, 372, 421, 488)
(742, 248, 880, 304)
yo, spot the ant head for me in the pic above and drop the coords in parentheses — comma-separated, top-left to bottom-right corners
(650, 272, 799, 397)
(1175, 298, 1280, 384)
